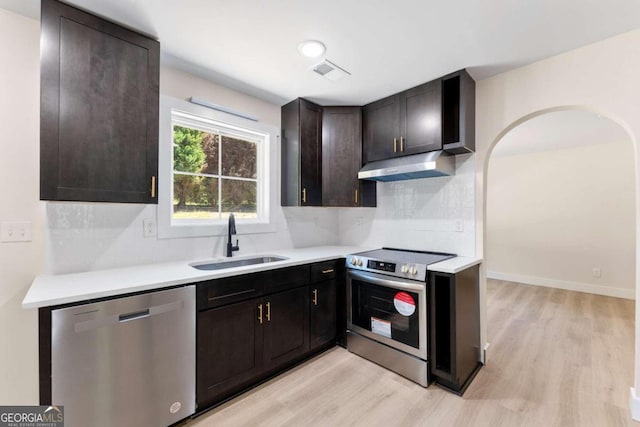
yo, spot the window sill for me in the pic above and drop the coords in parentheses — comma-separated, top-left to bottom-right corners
(158, 221, 277, 239)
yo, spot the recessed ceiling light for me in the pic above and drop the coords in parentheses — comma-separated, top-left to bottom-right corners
(298, 40, 326, 58)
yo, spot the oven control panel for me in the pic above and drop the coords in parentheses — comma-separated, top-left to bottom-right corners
(346, 256, 427, 281)
(367, 260, 396, 272)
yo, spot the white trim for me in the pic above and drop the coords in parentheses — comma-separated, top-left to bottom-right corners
(487, 270, 635, 300)
(630, 388, 640, 421)
(158, 95, 279, 239)
(482, 342, 490, 364)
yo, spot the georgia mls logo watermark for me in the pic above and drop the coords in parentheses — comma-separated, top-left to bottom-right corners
(0, 405, 64, 427)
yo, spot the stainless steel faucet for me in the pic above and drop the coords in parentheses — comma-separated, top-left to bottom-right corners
(226, 213, 239, 257)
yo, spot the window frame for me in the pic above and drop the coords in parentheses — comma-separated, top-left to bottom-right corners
(158, 95, 278, 239)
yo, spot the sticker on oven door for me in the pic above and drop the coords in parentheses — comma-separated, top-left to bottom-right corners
(394, 292, 416, 316)
(371, 317, 392, 338)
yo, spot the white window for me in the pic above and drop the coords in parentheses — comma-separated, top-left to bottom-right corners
(158, 96, 278, 238)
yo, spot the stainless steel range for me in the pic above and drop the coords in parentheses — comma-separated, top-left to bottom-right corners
(346, 248, 455, 387)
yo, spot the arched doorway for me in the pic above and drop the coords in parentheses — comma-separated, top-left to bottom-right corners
(478, 106, 637, 419)
(487, 109, 634, 297)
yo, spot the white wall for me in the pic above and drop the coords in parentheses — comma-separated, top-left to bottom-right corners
(338, 154, 475, 256)
(160, 66, 280, 125)
(0, 8, 42, 404)
(487, 140, 635, 299)
(473, 29, 640, 415)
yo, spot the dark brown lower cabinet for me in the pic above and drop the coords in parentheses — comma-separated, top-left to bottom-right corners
(197, 298, 264, 409)
(197, 287, 311, 409)
(263, 287, 310, 371)
(430, 265, 481, 394)
(309, 278, 337, 350)
(196, 260, 341, 412)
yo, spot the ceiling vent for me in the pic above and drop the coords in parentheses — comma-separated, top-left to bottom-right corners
(311, 59, 350, 82)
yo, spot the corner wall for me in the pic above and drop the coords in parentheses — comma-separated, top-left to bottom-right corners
(0, 8, 42, 404)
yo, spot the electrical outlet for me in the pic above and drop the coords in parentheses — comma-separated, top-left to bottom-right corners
(592, 268, 601, 278)
(0, 221, 32, 242)
(454, 220, 464, 232)
(143, 218, 157, 238)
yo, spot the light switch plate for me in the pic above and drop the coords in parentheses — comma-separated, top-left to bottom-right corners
(1, 221, 33, 242)
(454, 220, 464, 232)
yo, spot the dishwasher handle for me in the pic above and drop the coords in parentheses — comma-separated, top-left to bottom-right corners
(74, 300, 184, 333)
(119, 309, 150, 322)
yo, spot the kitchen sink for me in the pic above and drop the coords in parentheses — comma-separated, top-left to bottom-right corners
(190, 256, 289, 271)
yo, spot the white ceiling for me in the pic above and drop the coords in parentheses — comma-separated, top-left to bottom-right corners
(491, 110, 630, 158)
(2, 0, 640, 106)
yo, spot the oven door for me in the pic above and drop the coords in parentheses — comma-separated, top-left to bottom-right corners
(347, 269, 427, 360)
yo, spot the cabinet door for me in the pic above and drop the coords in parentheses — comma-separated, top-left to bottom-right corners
(322, 107, 362, 207)
(263, 287, 309, 370)
(309, 279, 337, 350)
(299, 99, 323, 206)
(363, 95, 400, 163)
(40, 0, 159, 203)
(197, 299, 264, 408)
(399, 80, 442, 155)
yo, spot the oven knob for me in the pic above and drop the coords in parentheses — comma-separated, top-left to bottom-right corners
(410, 266, 418, 275)
(401, 265, 408, 273)
(349, 257, 357, 266)
(357, 258, 363, 266)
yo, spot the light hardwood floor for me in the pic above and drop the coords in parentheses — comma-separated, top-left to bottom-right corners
(188, 280, 636, 426)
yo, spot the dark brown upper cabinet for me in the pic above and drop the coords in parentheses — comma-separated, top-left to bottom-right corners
(362, 95, 400, 163)
(322, 107, 376, 207)
(281, 98, 322, 206)
(442, 69, 476, 154)
(400, 80, 442, 156)
(363, 80, 442, 163)
(40, 0, 160, 203)
(363, 69, 475, 162)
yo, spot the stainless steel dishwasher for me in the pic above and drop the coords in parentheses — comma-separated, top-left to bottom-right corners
(51, 285, 196, 427)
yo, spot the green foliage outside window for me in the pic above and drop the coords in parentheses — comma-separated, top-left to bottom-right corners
(173, 124, 258, 219)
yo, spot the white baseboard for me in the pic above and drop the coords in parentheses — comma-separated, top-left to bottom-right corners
(487, 270, 635, 300)
(630, 388, 640, 420)
(482, 342, 490, 364)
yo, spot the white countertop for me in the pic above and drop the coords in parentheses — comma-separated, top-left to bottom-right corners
(427, 256, 483, 274)
(22, 246, 482, 309)
(22, 246, 368, 309)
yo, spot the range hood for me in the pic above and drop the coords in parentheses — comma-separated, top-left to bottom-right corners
(358, 151, 455, 182)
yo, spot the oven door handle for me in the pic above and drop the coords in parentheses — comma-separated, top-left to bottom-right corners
(348, 270, 426, 292)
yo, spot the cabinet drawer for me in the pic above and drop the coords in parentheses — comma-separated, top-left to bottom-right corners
(264, 265, 310, 294)
(311, 260, 340, 282)
(197, 273, 264, 311)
